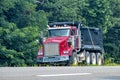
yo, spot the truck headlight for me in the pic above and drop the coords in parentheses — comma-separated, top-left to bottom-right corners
(63, 51, 69, 54)
(38, 52, 43, 55)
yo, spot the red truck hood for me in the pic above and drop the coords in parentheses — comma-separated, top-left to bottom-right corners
(44, 36, 69, 44)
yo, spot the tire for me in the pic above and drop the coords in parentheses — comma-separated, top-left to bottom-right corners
(96, 53, 103, 65)
(90, 52, 96, 65)
(67, 52, 78, 66)
(85, 51, 90, 65)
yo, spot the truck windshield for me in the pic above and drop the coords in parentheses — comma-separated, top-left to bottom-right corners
(48, 29, 70, 37)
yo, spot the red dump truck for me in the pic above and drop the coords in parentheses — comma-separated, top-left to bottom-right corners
(37, 22, 104, 66)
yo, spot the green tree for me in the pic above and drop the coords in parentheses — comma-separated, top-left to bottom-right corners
(0, 0, 48, 66)
(5, 0, 48, 28)
(109, 0, 120, 27)
(104, 26, 120, 63)
(103, 0, 120, 64)
(0, 25, 40, 66)
(0, 0, 16, 27)
(37, 0, 86, 22)
(82, 0, 112, 33)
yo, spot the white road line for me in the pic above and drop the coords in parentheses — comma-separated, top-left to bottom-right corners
(36, 73, 91, 77)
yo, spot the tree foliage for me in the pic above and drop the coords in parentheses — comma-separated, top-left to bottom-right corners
(0, 0, 47, 66)
(104, 26, 120, 63)
(0, 0, 120, 66)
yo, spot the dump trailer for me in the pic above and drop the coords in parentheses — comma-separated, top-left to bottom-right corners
(37, 22, 104, 66)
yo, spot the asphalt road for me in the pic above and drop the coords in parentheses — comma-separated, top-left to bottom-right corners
(0, 66, 120, 80)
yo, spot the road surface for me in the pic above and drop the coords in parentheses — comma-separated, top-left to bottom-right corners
(0, 66, 120, 80)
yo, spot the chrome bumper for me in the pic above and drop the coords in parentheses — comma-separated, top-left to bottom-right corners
(37, 56, 69, 63)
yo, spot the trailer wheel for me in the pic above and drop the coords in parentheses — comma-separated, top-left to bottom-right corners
(85, 51, 90, 65)
(91, 53, 96, 65)
(96, 53, 102, 65)
(67, 52, 78, 66)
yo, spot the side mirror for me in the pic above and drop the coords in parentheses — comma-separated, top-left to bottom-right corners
(40, 31, 43, 39)
(36, 39, 40, 44)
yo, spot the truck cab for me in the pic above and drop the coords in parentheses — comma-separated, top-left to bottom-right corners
(37, 22, 79, 65)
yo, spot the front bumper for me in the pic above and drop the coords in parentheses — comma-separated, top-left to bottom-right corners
(37, 56, 69, 63)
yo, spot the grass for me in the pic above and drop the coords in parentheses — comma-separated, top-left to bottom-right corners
(103, 63, 120, 66)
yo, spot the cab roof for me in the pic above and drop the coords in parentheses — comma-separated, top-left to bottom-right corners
(49, 22, 81, 28)
(48, 26, 71, 30)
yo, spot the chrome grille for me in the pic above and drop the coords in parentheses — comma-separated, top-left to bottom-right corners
(44, 43, 59, 56)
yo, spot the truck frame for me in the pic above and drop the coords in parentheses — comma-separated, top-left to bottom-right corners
(37, 22, 104, 66)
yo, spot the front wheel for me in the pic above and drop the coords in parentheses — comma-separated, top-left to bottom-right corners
(67, 52, 78, 66)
